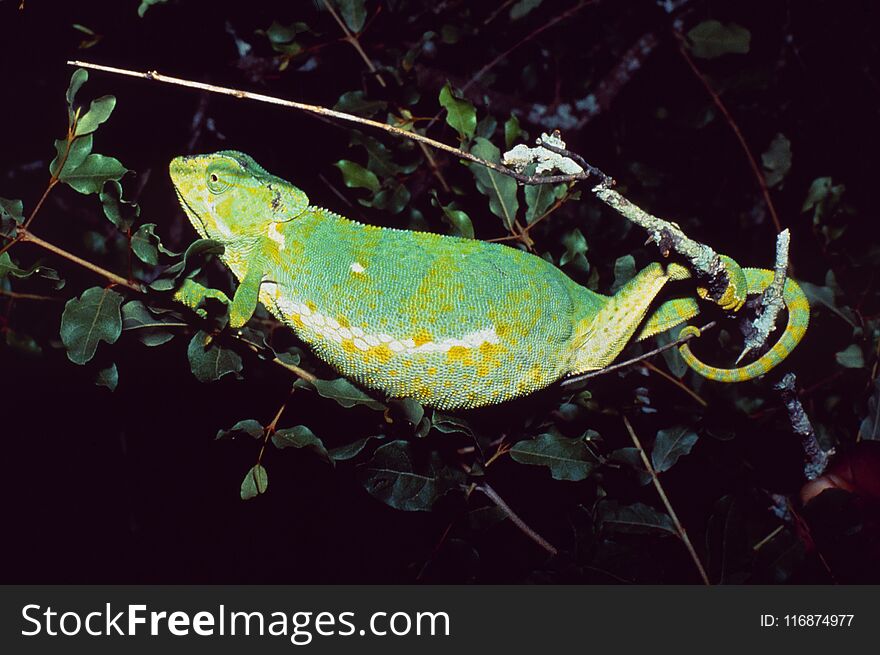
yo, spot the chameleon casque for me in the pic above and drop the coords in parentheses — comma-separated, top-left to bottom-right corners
(170, 150, 809, 410)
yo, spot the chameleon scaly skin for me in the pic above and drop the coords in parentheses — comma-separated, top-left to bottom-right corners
(169, 151, 809, 409)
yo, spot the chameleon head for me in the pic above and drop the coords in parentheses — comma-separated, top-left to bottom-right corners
(169, 150, 309, 241)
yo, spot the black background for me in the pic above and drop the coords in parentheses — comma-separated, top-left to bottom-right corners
(1, 0, 879, 584)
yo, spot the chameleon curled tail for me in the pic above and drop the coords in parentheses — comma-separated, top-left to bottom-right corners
(677, 268, 810, 382)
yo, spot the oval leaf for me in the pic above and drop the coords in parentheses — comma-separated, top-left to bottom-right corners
(509, 433, 597, 481)
(60, 286, 124, 365)
(439, 83, 476, 141)
(60, 153, 128, 195)
(74, 95, 116, 137)
(271, 425, 331, 464)
(187, 330, 243, 382)
(240, 464, 268, 500)
(356, 440, 443, 511)
(335, 159, 380, 194)
(687, 20, 750, 59)
(467, 137, 519, 231)
(597, 500, 677, 536)
(311, 377, 385, 410)
(651, 425, 699, 473)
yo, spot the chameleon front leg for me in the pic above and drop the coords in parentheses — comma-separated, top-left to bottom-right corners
(172, 260, 265, 329)
(228, 261, 265, 329)
(173, 278, 231, 317)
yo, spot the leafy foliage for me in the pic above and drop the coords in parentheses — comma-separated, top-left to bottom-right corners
(3, 2, 879, 585)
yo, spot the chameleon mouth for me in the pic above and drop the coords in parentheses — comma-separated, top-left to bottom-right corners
(174, 186, 209, 240)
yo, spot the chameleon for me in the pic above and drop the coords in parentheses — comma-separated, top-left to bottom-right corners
(169, 150, 809, 410)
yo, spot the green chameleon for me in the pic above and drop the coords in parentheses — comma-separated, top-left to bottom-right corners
(169, 150, 809, 410)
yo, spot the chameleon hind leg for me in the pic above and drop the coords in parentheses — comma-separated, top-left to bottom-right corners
(678, 268, 810, 381)
(568, 262, 679, 374)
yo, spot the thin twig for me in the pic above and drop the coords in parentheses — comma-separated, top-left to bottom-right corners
(676, 35, 783, 233)
(319, 0, 387, 88)
(642, 360, 707, 407)
(623, 416, 710, 585)
(0, 288, 61, 302)
(475, 482, 558, 557)
(560, 321, 716, 386)
(18, 229, 141, 291)
(773, 373, 829, 480)
(739, 229, 790, 362)
(65, 61, 588, 186)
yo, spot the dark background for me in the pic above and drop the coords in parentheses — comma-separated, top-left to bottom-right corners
(1, 0, 879, 583)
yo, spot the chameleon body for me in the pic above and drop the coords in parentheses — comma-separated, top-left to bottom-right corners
(169, 151, 809, 409)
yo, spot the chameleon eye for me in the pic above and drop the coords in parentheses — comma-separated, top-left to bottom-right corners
(206, 169, 228, 194)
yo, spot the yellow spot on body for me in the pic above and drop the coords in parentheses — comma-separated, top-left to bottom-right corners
(366, 344, 393, 363)
(342, 339, 356, 353)
(413, 328, 433, 347)
(306, 301, 317, 313)
(337, 315, 351, 329)
(447, 346, 474, 366)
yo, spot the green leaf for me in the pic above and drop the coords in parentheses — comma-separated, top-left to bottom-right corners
(509, 433, 597, 481)
(60, 154, 128, 195)
(0, 198, 24, 224)
(0, 253, 63, 287)
(439, 83, 476, 141)
(99, 179, 141, 230)
(272, 425, 331, 464)
(240, 464, 268, 500)
(121, 300, 177, 346)
(187, 330, 243, 382)
(49, 135, 93, 179)
(431, 411, 475, 439)
(597, 500, 677, 536)
(259, 20, 310, 54)
(0, 252, 26, 280)
(74, 95, 116, 137)
(131, 223, 162, 265)
(217, 419, 264, 440)
(154, 238, 225, 288)
(434, 196, 474, 239)
(0, 197, 24, 237)
(510, 0, 543, 20)
(468, 137, 519, 231)
(328, 435, 383, 462)
(66, 69, 88, 115)
(835, 344, 864, 369)
(761, 133, 792, 188)
(137, 0, 169, 18)
(559, 228, 588, 267)
(334, 91, 387, 118)
(335, 160, 380, 194)
(687, 20, 750, 59)
(860, 379, 880, 441)
(801, 176, 846, 229)
(651, 426, 699, 473)
(333, 0, 366, 33)
(611, 254, 636, 293)
(60, 286, 124, 365)
(349, 131, 409, 178)
(95, 362, 118, 391)
(607, 448, 652, 486)
(800, 277, 856, 327)
(524, 180, 563, 225)
(504, 114, 525, 149)
(365, 181, 410, 215)
(310, 377, 385, 410)
(357, 440, 445, 511)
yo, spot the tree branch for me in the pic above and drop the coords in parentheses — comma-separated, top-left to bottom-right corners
(623, 416, 711, 585)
